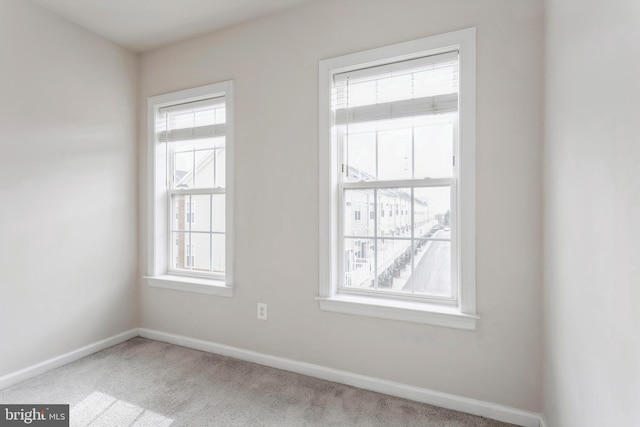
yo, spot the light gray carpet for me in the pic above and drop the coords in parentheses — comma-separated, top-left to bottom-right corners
(0, 338, 516, 426)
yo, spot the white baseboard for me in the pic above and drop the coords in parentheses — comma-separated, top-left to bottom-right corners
(0, 327, 544, 427)
(0, 329, 138, 391)
(139, 328, 543, 427)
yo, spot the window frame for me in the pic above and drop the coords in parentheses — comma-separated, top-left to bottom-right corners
(145, 81, 234, 297)
(318, 29, 477, 329)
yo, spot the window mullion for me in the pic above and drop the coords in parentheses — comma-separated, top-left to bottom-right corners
(166, 131, 174, 271)
(169, 188, 224, 196)
(450, 188, 459, 301)
(213, 149, 217, 188)
(375, 130, 379, 180)
(410, 187, 415, 294)
(192, 145, 196, 188)
(209, 194, 213, 273)
(373, 188, 378, 290)
(342, 178, 454, 190)
(411, 126, 415, 179)
(338, 182, 345, 290)
(188, 194, 193, 271)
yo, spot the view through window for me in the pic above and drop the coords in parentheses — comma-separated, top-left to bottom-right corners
(333, 51, 459, 299)
(158, 98, 227, 277)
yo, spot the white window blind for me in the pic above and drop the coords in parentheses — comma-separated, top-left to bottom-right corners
(157, 97, 226, 143)
(333, 51, 458, 125)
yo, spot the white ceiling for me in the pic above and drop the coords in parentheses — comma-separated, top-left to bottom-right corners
(31, 0, 315, 52)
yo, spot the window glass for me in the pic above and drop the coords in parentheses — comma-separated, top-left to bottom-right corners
(335, 51, 458, 298)
(159, 95, 228, 278)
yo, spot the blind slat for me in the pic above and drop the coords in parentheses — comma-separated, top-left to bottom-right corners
(334, 51, 457, 84)
(334, 93, 457, 125)
(159, 96, 225, 115)
(158, 123, 226, 142)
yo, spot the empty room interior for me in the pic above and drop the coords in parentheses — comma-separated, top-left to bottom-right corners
(0, 0, 638, 426)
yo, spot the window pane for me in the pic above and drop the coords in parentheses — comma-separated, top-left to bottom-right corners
(413, 187, 451, 239)
(376, 74, 413, 104)
(414, 120, 455, 179)
(215, 106, 226, 125)
(213, 143, 226, 188)
(212, 234, 225, 273)
(212, 194, 225, 233)
(171, 194, 189, 231)
(166, 103, 224, 131)
(172, 137, 225, 189)
(174, 149, 193, 189)
(343, 116, 457, 183)
(377, 187, 412, 239)
(344, 80, 377, 108)
(376, 239, 413, 290)
(343, 238, 374, 289)
(172, 231, 189, 270)
(412, 67, 459, 99)
(378, 129, 411, 180)
(190, 195, 211, 232)
(345, 132, 376, 182)
(404, 239, 451, 297)
(344, 189, 374, 237)
(193, 149, 215, 188)
(190, 232, 211, 272)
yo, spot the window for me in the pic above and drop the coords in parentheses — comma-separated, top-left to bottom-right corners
(185, 243, 195, 267)
(319, 29, 477, 328)
(145, 82, 234, 297)
(176, 200, 196, 223)
(187, 200, 196, 223)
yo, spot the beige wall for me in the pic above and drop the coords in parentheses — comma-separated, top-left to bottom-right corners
(140, 0, 543, 411)
(0, 0, 138, 376)
(543, 0, 640, 425)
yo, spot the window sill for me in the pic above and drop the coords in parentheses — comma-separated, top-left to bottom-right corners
(145, 275, 233, 297)
(316, 294, 478, 330)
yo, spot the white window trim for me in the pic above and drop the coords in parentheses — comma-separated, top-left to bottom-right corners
(318, 28, 477, 329)
(145, 82, 234, 297)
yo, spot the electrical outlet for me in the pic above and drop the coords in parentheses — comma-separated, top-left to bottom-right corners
(257, 303, 268, 320)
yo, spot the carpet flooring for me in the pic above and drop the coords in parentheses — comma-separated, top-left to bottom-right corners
(0, 338, 516, 426)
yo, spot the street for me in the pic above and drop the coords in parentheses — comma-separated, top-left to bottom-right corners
(402, 231, 451, 296)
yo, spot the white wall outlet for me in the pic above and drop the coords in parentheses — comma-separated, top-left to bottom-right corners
(257, 302, 268, 320)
